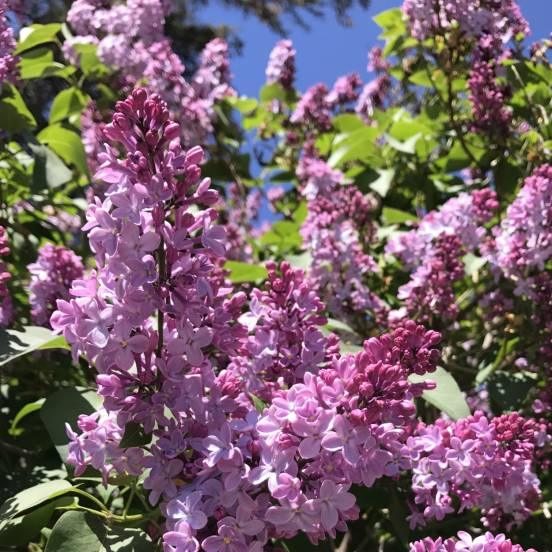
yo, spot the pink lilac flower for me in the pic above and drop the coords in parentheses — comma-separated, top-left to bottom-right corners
(402, 0, 529, 47)
(487, 165, 552, 296)
(27, 244, 84, 326)
(403, 412, 546, 529)
(0, 226, 13, 327)
(395, 234, 465, 322)
(387, 188, 498, 269)
(469, 46, 512, 138)
(65, 408, 144, 484)
(410, 531, 537, 551)
(355, 75, 390, 121)
(265, 39, 296, 89)
(228, 261, 328, 401)
(0, 0, 18, 86)
(290, 83, 332, 132)
(326, 73, 362, 108)
(65, 1, 234, 147)
(298, 154, 383, 324)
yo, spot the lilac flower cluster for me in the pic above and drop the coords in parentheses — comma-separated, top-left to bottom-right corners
(298, 154, 383, 323)
(387, 188, 498, 269)
(0, 0, 18, 86)
(290, 83, 332, 132)
(404, 411, 546, 529)
(27, 244, 84, 327)
(395, 234, 465, 323)
(469, 47, 512, 137)
(66, 0, 235, 147)
(221, 184, 261, 262)
(265, 39, 296, 89)
(246, 321, 440, 544)
(66, 408, 144, 484)
(410, 531, 537, 552)
(228, 261, 328, 401)
(488, 165, 552, 296)
(356, 47, 391, 121)
(50, 89, 457, 550)
(326, 72, 362, 108)
(0, 226, 13, 327)
(402, 0, 529, 47)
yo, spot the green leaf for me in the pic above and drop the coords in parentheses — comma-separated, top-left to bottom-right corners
(369, 168, 394, 197)
(71, 43, 109, 76)
(38, 125, 89, 176)
(332, 113, 364, 132)
(0, 500, 67, 546)
(9, 398, 45, 437)
(15, 24, 61, 54)
(29, 143, 73, 190)
(327, 127, 380, 168)
(373, 8, 405, 34)
(227, 96, 258, 114)
(381, 207, 417, 224)
(0, 83, 37, 132)
(0, 480, 72, 530)
(463, 253, 487, 277)
(41, 387, 102, 462)
(259, 221, 302, 254)
(249, 394, 267, 414)
(45, 511, 152, 552)
(287, 251, 312, 272)
(385, 132, 421, 154)
(224, 261, 268, 283)
(49, 87, 89, 124)
(487, 371, 537, 414)
(259, 83, 287, 103)
(19, 48, 75, 80)
(324, 318, 356, 335)
(119, 421, 151, 448)
(409, 366, 470, 420)
(292, 201, 308, 224)
(0, 326, 69, 367)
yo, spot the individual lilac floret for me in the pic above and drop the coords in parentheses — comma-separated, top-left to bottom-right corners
(410, 531, 537, 552)
(0, 226, 13, 327)
(0, 0, 18, 86)
(488, 165, 552, 296)
(28, 244, 84, 327)
(402, 0, 529, 47)
(404, 412, 547, 530)
(265, 39, 296, 89)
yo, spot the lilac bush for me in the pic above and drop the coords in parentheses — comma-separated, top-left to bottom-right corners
(0, 0, 551, 550)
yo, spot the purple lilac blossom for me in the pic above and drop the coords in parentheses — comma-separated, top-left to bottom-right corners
(265, 39, 296, 89)
(298, 154, 383, 324)
(386, 188, 498, 269)
(402, 0, 529, 47)
(0, 0, 18, 86)
(404, 412, 547, 529)
(0, 226, 13, 327)
(28, 244, 84, 327)
(487, 165, 552, 296)
(410, 531, 537, 552)
(290, 83, 332, 132)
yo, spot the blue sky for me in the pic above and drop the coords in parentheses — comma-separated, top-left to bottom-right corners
(196, 0, 550, 97)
